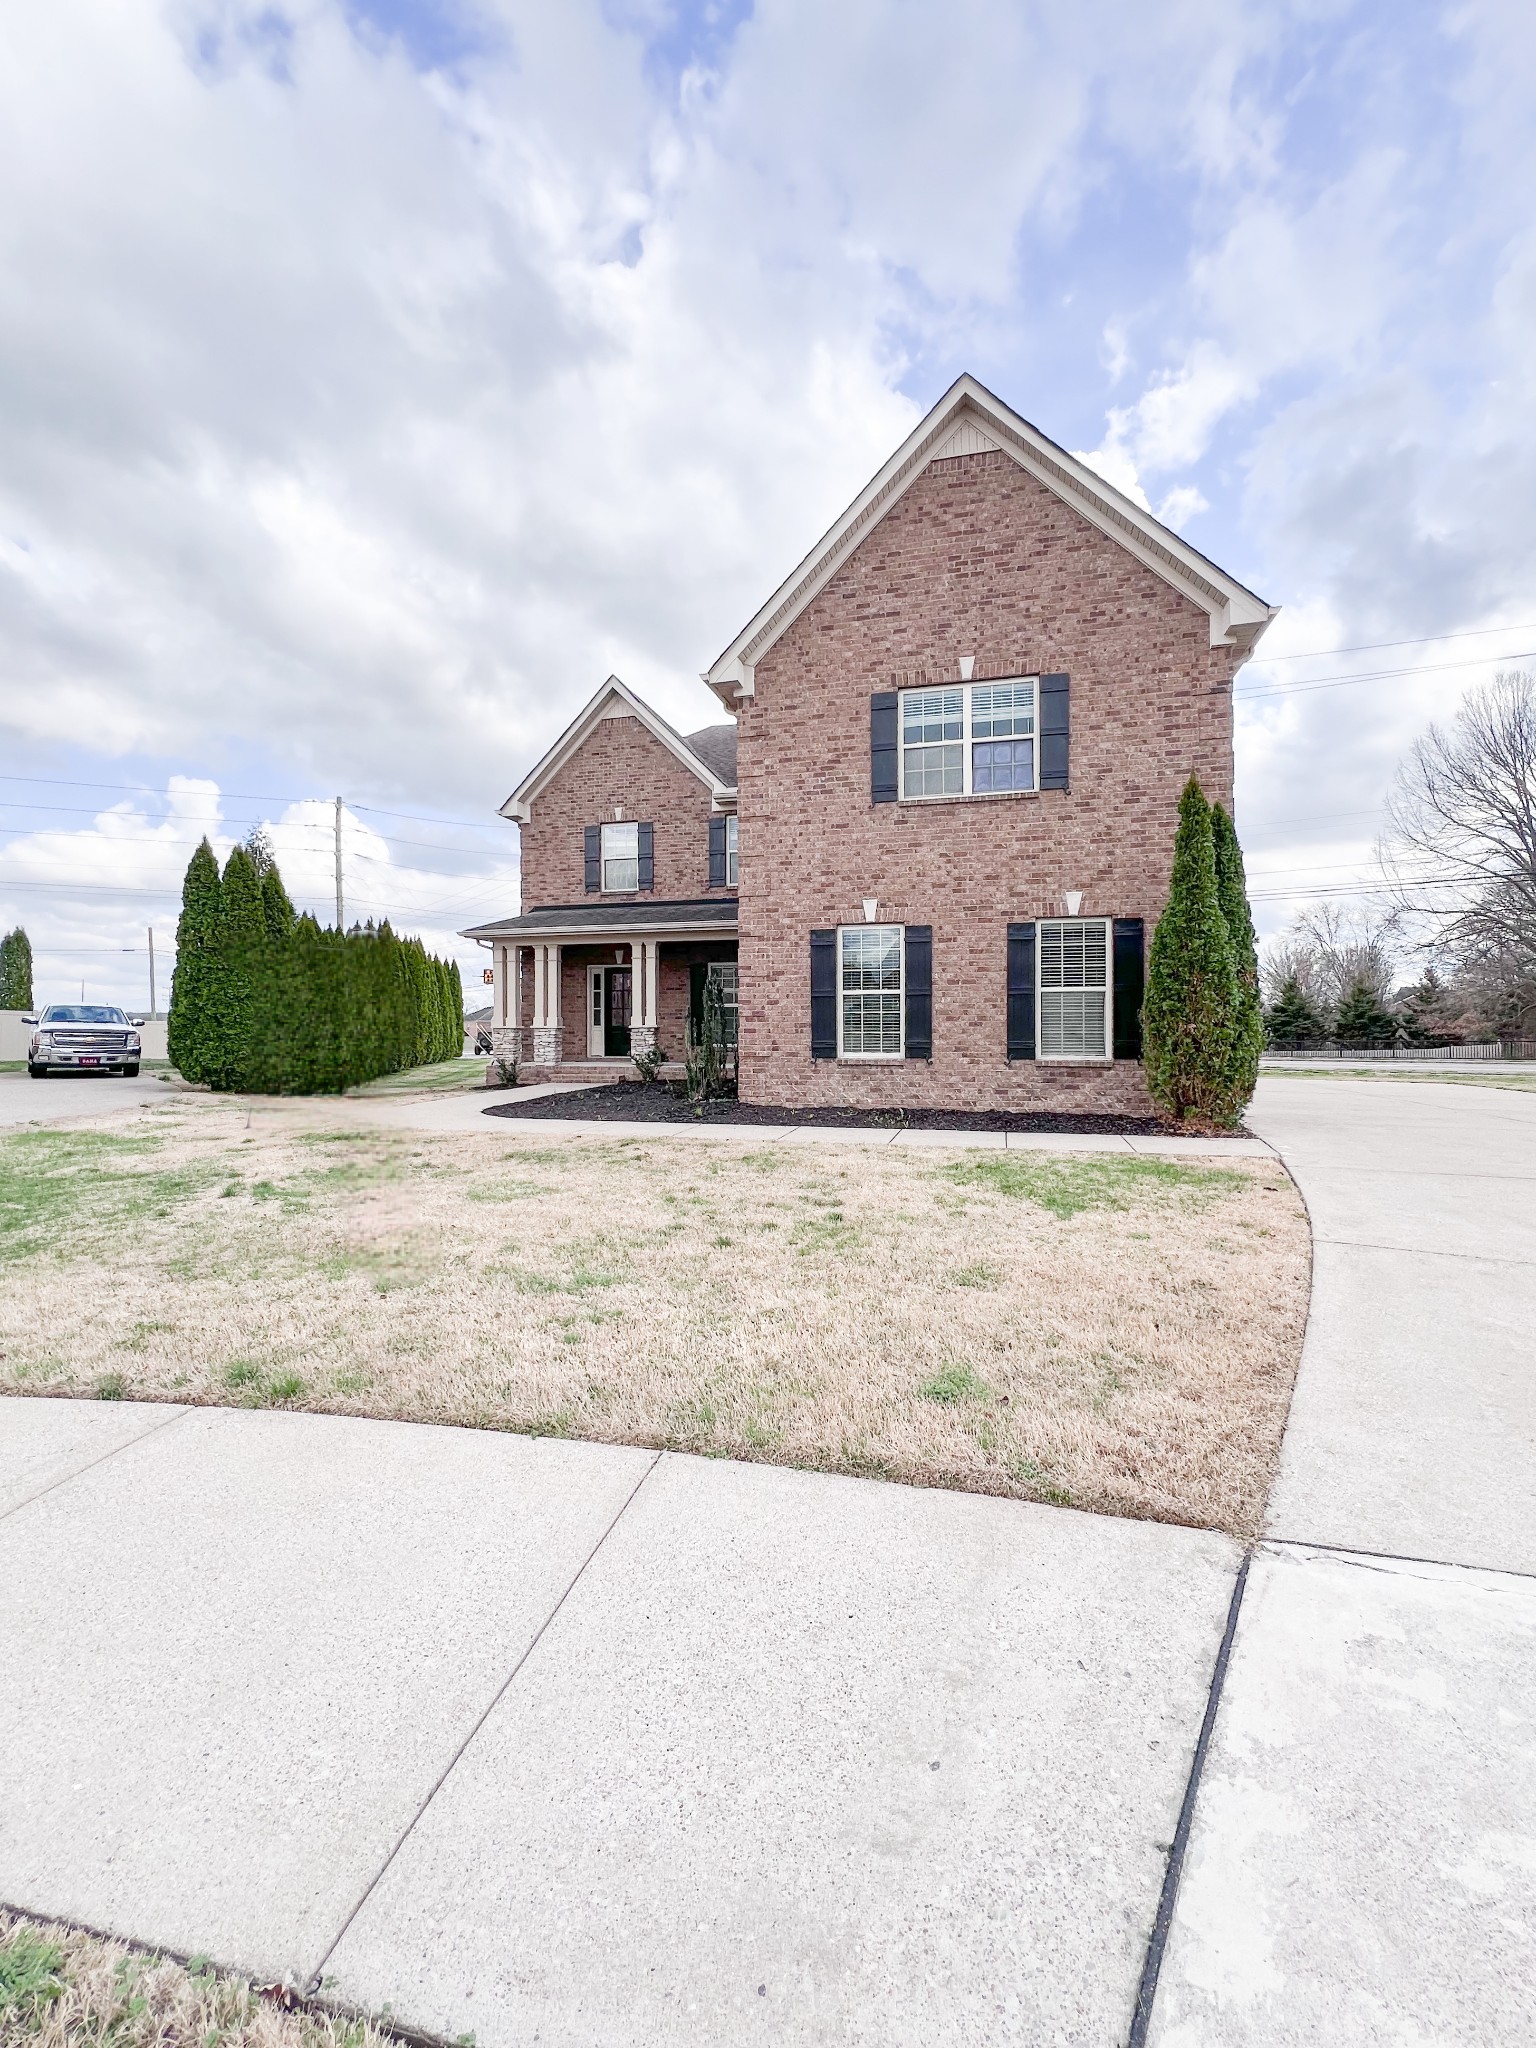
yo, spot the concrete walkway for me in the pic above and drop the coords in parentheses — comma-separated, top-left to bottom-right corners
(1146, 1076, 1536, 2046)
(2, 1075, 1533, 2044)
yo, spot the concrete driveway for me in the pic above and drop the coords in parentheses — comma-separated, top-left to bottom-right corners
(1147, 1074, 1536, 2046)
(1, 1073, 1533, 2045)
(0, 1068, 178, 1127)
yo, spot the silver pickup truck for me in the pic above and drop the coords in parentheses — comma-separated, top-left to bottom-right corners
(26, 1004, 143, 1077)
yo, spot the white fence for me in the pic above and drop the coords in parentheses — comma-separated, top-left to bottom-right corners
(0, 1011, 170, 1062)
(1264, 1041, 1536, 1063)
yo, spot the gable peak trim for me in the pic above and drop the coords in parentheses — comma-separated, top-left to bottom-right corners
(500, 676, 734, 823)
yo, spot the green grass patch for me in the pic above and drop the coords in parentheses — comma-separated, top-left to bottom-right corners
(918, 1362, 990, 1405)
(0, 1924, 67, 2016)
(941, 1153, 1246, 1219)
(950, 1261, 998, 1288)
(0, 1128, 221, 1261)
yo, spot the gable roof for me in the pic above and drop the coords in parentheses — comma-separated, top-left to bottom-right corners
(500, 676, 735, 823)
(681, 723, 737, 787)
(703, 374, 1276, 704)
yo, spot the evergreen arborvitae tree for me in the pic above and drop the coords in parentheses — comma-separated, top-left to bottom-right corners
(0, 926, 33, 1009)
(209, 844, 266, 1089)
(1264, 974, 1326, 1047)
(261, 864, 297, 943)
(1211, 803, 1262, 1110)
(1333, 976, 1397, 1046)
(1142, 776, 1242, 1124)
(168, 841, 224, 1083)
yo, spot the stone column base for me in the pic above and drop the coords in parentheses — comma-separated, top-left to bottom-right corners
(489, 1026, 524, 1061)
(630, 1024, 657, 1057)
(532, 1026, 562, 1065)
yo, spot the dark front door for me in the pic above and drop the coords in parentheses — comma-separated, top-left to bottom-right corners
(604, 967, 632, 1057)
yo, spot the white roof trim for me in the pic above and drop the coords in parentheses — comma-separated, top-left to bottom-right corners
(501, 676, 733, 823)
(703, 374, 1276, 703)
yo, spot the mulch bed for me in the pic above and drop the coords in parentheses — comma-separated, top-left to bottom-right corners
(481, 1080, 1247, 1138)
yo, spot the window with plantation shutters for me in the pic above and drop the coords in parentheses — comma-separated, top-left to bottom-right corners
(1037, 918, 1110, 1059)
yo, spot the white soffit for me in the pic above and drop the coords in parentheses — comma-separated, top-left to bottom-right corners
(500, 676, 731, 823)
(703, 374, 1276, 703)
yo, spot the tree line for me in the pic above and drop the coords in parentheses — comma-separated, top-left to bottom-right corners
(1263, 671, 1536, 1048)
(168, 834, 463, 1092)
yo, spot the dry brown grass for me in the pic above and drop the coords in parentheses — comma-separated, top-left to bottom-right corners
(0, 1910, 386, 2048)
(0, 1098, 1309, 1537)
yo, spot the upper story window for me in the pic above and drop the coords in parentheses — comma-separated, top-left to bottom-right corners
(839, 925, 903, 1058)
(601, 821, 639, 892)
(725, 814, 739, 886)
(900, 679, 1036, 799)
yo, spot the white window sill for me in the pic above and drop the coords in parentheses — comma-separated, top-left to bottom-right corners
(835, 1053, 905, 1063)
(1037, 1054, 1114, 1065)
(894, 788, 1041, 806)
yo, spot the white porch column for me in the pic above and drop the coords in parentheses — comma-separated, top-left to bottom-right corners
(631, 938, 658, 1057)
(646, 938, 660, 1030)
(533, 941, 562, 1065)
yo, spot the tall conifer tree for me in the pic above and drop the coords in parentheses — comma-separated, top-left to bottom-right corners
(168, 841, 223, 1082)
(1142, 777, 1242, 1124)
(210, 844, 266, 1089)
(0, 927, 33, 1009)
(1211, 802, 1263, 1112)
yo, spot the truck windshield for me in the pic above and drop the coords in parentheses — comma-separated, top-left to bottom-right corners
(42, 1006, 129, 1024)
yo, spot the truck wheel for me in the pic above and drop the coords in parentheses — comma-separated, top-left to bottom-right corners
(28, 1063, 47, 1078)
(122, 1064, 141, 1077)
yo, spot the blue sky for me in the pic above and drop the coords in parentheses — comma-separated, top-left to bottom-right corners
(3, 0, 1535, 1007)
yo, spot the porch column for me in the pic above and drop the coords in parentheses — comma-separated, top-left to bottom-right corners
(533, 941, 562, 1065)
(631, 938, 658, 1057)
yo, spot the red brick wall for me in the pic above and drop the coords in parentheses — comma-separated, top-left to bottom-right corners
(735, 449, 1244, 1112)
(520, 713, 733, 909)
(518, 941, 733, 1064)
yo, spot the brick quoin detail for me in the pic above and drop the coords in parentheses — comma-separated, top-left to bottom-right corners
(734, 448, 1244, 1113)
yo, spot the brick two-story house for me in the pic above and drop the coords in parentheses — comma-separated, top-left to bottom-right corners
(465, 376, 1274, 1113)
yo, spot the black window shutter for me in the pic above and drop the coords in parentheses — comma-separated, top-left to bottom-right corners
(904, 926, 932, 1060)
(1007, 922, 1036, 1060)
(810, 929, 837, 1059)
(1113, 919, 1145, 1060)
(708, 814, 727, 888)
(637, 822, 654, 892)
(871, 692, 899, 803)
(584, 825, 600, 892)
(1039, 673, 1070, 790)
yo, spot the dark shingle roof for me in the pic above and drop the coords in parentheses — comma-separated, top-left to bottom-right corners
(683, 724, 737, 787)
(464, 898, 738, 940)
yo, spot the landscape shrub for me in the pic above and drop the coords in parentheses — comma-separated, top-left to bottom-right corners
(1212, 801, 1263, 1104)
(168, 843, 462, 1093)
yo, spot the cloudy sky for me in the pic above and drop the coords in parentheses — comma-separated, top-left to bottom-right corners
(3, 0, 1535, 1010)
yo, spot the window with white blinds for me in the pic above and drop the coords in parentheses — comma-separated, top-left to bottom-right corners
(1038, 918, 1110, 1059)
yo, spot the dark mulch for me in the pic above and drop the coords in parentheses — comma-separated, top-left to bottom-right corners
(481, 1080, 1246, 1138)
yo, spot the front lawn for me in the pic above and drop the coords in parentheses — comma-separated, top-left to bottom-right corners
(0, 1909, 384, 2048)
(0, 1101, 1310, 1537)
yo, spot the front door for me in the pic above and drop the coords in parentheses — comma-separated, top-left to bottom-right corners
(604, 966, 632, 1057)
(588, 965, 633, 1057)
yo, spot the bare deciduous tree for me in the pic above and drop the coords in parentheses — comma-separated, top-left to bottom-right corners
(1380, 670, 1536, 966)
(1259, 902, 1397, 1010)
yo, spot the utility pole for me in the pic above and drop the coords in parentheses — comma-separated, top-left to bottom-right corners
(147, 927, 156, 1017)
(334, 796, 345, 931)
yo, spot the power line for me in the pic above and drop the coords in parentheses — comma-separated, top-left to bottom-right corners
(1235, 650, 1536, 702)
(1245, 620, 1536, 665)
(0, 772, 510, 834)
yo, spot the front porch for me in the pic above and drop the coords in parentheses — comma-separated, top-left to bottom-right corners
(463, 899, 738, 1078)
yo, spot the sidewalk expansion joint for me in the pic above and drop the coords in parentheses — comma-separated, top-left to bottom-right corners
(1126, 1550, 1250, 2048)
(0, 1402, 193, 1528)
(301, 1445, 665, 1998)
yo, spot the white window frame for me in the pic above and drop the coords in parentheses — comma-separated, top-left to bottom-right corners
(899, 678, 1038, 802)
(725, 814, 739, 886)
(1037, 917, 1113, 1063)
(600, 820, 639, 893)
(836, 924, 905, 1060)
(707, 960, 739, 1046)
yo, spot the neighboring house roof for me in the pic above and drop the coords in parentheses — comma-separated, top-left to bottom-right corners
(463, 898, 738, 941)
(703, 374, 1276, 704)
(682, 723, 737, 788)
(500, 676, 736, 823)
